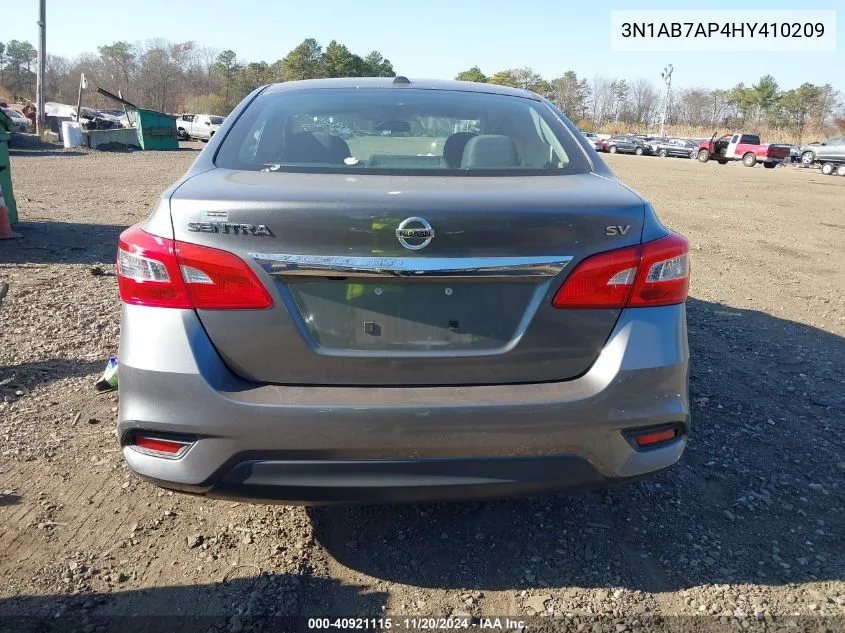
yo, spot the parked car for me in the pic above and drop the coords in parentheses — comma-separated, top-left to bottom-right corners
(1, 108, 31, 133)
(799, 136, 845, 167)
(768, 144, 801, 165)
(605, 135, 651, 155)
(175, 113, 225, 141)
(697, 133, 789, 168)
(99, 108, 132, 128)
(581, 131, 602, 150)
(114, 77, 690, 505)
(651, 138, 699, 159)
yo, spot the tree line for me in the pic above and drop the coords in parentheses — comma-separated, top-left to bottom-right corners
(1, 36, 842, 141)
(0, 37, 394, 116)
(456, 66, 843, 142)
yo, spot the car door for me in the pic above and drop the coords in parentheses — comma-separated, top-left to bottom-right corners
(724, 134, 741, 159)
(824, 137, 845, 161)
(195, 115, 211, 139)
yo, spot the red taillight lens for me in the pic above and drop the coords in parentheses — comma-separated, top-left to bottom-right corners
(634, 427, 678, 447)
(628, 232, 690, 307)
(131, 435, 192, 456)
(552, 232, 689, 309)
(117, 225, 191, 308)
(552, 246, 639, 308)
(176, 242, 273, 310)
(116, 225, 273, 310)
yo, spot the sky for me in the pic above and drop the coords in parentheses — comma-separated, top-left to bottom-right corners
(2, 0, 842, 91)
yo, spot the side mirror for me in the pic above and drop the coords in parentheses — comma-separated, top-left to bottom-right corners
(204, 121, 211, 126)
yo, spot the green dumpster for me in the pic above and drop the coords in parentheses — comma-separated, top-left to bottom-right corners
(129, 108, 179, 151)
(0, 111, 18, 224)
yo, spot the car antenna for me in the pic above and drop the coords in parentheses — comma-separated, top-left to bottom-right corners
(392, 76, 411, 86)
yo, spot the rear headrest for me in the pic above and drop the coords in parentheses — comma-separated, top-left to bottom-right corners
(460, 134, 520, 168)
(283, 131, 351, 165)
(442, 132, 477, 168)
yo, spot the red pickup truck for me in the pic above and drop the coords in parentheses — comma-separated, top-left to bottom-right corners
(697, 133, 790, 168)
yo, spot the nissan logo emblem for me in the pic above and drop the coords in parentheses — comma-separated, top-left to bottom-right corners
(395, 217, 435, 251)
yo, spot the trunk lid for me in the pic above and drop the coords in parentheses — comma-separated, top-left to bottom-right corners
(169, 169, 646, 386)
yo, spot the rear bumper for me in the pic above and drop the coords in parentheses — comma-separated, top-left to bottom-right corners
(117, 304, 689, 504)
(141, 454, 679, 505)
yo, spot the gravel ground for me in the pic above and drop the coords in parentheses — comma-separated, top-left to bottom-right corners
(0, 141, 843, 632)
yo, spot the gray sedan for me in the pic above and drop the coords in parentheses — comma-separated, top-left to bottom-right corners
(115, 77, 690, 504)
(800, 136, 845, 165)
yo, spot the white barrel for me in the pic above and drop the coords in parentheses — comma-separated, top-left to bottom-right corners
(61, 121, 83, 148)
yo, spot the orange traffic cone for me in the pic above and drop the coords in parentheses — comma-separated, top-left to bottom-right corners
(0, 184, 21, 240)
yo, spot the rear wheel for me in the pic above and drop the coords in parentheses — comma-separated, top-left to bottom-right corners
(608, 145, 618, 154)
(689, 150, 697, 159)
(658, 149, 668, 158)
(697, 149, 709, 162)
(763, 162, 776, 169)
(821, 162, 835, 175)
(836, 164, 845, 177)
(742, 153, 757, 167)
(177, 128, 187, 140)
(634, 146, 644, 156)
(800, 151, 815, 165)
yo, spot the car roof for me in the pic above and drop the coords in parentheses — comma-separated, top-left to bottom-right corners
(261, 77, 540, 100)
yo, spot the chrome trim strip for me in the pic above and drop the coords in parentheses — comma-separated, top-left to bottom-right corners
(250, 253, 572, 280)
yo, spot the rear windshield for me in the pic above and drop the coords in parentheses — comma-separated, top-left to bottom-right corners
(214, 88, 590, 175)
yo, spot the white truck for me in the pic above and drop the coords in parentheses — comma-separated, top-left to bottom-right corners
(175, 113, 224, 141)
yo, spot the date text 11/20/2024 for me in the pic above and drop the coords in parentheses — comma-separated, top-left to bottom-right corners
(307, 617, 527, 630)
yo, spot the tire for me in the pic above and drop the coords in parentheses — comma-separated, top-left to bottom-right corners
(635, 147, 644, 156)
(763, 162, 776, 169)
(697, 149, 709, 163)
(800, 151, 815, 165)
(837, 164, 845, 177)
(177, 128, 187, 140)
(609, 145, 618, 154)
(658, 149, 668, 158)
(689, 150, 697, 159)
(821, 162, 835, 175)
(743, 153, 757, 167)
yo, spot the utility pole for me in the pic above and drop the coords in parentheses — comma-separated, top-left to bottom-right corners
(36, 0, 46, 137)
(659, 64, 673, 138)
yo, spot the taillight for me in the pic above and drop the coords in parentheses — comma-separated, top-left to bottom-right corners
(551, 246, 639, 309)
(176, 242, 273, 309)
(553, 232, 689, 309)
(117, 225, 191, 308)
(628, 232, 690, 307)
(117, 225, 273, 310)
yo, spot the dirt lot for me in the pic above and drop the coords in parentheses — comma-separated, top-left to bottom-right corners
(0, 143, 843, 632)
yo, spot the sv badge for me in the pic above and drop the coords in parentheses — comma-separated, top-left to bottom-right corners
(605, 225, 632, 236)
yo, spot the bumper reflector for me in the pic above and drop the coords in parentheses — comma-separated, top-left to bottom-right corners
(131, 435, 191, 457)
(634, 427, 679, 447)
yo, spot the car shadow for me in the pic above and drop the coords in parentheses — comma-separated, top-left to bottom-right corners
(0, 493, 21, 507)
(1, 359, 104, 392)
(0, 574, 387, 632)
(1, 221, 126, 265)
(308, 297, 845, 593)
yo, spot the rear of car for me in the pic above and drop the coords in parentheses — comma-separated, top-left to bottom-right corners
(116, 79, 690, 504)
(2, 109, 31, 133)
